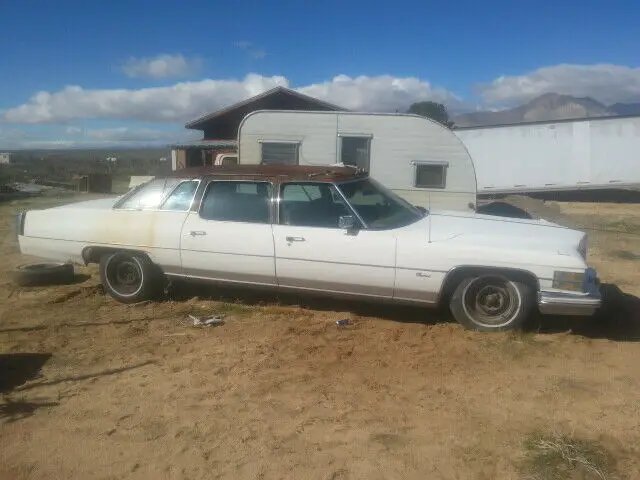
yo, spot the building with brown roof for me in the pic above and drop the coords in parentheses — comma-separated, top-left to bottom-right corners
(169, 86, 345, 170)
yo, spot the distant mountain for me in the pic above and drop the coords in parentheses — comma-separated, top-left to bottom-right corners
(453, 93, 640, 128)
(609, 102, 640, 116)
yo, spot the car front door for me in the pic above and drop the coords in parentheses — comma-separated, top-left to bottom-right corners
(179, 179, 276, 286)
(272, 181, 396, 298)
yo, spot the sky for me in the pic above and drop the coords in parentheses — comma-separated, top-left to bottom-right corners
(1, 0, 640, 149)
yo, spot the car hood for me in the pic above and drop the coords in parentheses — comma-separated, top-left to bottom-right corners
(425, 209, 585, 254)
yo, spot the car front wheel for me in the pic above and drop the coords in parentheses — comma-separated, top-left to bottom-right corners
(99, 251, 164, 304)
(449, 274, 534, 331)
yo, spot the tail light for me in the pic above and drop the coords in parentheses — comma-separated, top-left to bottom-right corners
(578, 235, 587, 260)
(15, 211, 26, 237)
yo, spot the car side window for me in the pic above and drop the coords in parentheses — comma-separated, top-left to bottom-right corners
(199, 181, 272, 223)
(116, 178, 182, 210)
(160, 180, 199, 211)
(279, 182, 351, 228)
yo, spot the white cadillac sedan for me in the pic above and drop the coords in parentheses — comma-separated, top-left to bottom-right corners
(15, 164, 602, 332)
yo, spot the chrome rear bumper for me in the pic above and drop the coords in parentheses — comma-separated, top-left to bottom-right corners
(538, 268, 602, 316)
(14, 211, 26, 253)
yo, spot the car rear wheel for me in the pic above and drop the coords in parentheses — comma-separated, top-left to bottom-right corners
(449, 274, 534, 331)
(99, 251, 164, 304)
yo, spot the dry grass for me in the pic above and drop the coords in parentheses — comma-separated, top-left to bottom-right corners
(1, 194, 639, 479)
(609, 250, 639, 261)
(520, 431, 621, 480)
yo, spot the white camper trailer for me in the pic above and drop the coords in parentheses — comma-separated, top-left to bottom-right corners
(237, 110, 477, 212)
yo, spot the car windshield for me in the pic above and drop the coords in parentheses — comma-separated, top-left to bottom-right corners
(336, 178, 425, 229)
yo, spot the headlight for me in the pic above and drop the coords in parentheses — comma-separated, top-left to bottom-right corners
(552, 271, 585, 292)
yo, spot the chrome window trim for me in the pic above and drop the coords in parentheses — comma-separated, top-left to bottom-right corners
(112, 180, 152, 209)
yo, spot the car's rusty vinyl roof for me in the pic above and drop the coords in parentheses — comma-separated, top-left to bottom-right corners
(166, 164, 368, 182)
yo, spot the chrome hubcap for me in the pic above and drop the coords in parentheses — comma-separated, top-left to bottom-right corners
(106, 257, 143, 296)
(463, 276, 520, 327)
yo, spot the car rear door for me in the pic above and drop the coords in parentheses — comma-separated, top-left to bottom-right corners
(179, 179, 277, 286)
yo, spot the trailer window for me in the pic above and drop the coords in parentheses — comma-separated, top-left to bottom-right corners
(340, 136, 371, 170)
(414, 163, 447, 189)
(261, 142, 299, 165)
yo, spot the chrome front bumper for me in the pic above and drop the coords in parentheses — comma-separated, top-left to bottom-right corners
(538, 267, 602, 316)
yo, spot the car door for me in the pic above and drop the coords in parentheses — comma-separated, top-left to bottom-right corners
(180, 179, 277, 286)
(272, 181, 396, 298)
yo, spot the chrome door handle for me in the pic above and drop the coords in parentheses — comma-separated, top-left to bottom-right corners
(190, 231, 207, 236)
(286, 236, 305, 242)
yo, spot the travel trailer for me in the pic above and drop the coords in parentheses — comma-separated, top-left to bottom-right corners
(236, 110, 478, 212)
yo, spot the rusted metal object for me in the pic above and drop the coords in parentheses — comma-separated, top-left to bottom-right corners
(166, 164, 367, 183)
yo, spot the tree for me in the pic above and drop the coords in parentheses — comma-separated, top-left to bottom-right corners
(407, 101, 454, 128)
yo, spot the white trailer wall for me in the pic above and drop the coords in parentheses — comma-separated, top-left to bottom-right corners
(455, 116, 640, 194)
(238, 111, 477, 211)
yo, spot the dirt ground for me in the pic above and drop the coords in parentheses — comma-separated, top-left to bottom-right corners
(1, 193, 639, 480)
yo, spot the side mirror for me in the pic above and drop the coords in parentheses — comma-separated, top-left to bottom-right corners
(338, 215, 357, 232)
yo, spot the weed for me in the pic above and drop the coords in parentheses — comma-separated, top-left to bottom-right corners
(213, 301, 254, 316)
(600, 220, 640, 235)
(609, 250, 639, 261)
(520, 431, 620, 480)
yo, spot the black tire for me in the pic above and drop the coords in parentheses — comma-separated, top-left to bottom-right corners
(99, 251, 164, 304)
(11, 262, 75, 287)
(449, 274, 534, 332)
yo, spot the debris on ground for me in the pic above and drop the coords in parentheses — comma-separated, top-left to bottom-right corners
(335, 319, 350, 327)
(188, 314, 226, 327)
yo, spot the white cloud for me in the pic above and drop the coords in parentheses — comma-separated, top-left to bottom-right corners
(121, 53, 203, 79)
(4, 63, 640, 132)
(86, 127, 199, 142)
(2, 74, 290, 124)
(16, 140, 81, 149)
(1, 73, 462, 125)
(65, 126, 82, 135)
(299, 74, 462, 112)
(477, 63, 640, 106)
